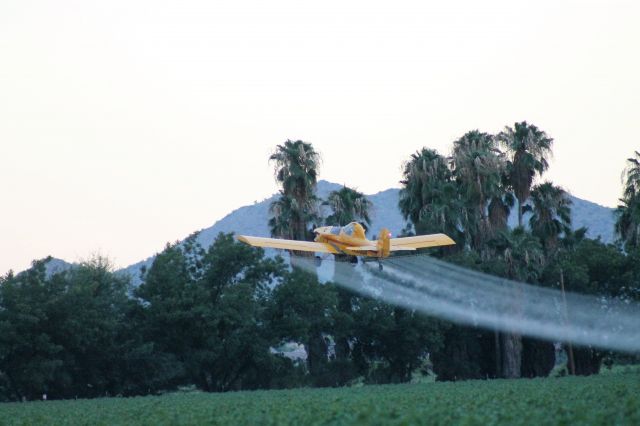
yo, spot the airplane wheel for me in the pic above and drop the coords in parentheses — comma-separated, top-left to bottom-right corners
(315, 256, 322, 267)
(349, 256, 358, 265)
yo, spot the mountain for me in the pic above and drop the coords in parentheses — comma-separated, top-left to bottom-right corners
(118, 180, 617, 285)
(43, 257, 75, 276)
(565, 196, 617, 242)
(16, 257, 75, 278)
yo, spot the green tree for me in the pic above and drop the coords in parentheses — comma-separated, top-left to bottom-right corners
(134, 241, 195, 387)
(50, 257, 135, 398)
(322, 185, 373, 381)
(488, 189, 515, 236)
(193, 234, 286, 391)
(431, 324, 495, 381)
(399, 148, 463, 243)
(0, 257, 151, 400)
(269, 140, 321, 241)
(0, 261, 63, 401)
(431, 251, 501, 381)
(615, 151, 640, 251)
(351, 299, 444, 384)
(497, 121, 554, 227)
(528, 182, 572, 254)
(542, 237, 632, 375)
(451, 130, 506, 249)
(267, 140, 332, 382)
(267, 269, 337, 386)
(136, 233, 287, 392)
(324, 186, 372, 229)
(489, 228, 544, 378)
(269, 194, 295, 240)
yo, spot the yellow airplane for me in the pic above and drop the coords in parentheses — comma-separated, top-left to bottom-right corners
(237, 222, 455, 268)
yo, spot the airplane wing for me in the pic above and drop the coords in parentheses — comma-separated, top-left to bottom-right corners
(390, 234, 456, 249)
(346, 245, 416, 252)
(237, 235, 339, 254)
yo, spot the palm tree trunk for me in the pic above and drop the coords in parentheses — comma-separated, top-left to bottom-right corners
(333, 258, 356, 362)
(502, 332, 522, 378)
(502, 267, 524, 378)
(494, 330, 502, 377)
(560, 269, 576, 375)
(306, 330, 328, 381)
(518, 198, 524, 228)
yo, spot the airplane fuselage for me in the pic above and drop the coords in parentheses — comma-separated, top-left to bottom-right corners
(313, 222, 387, 258)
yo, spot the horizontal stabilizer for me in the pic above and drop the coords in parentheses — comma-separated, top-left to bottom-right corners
(346, 245, 416, 251)
(345, 245, 377, 251)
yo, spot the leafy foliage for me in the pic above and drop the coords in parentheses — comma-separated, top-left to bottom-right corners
(399, 148, 463, 242)
(324, 186, 372, 230)
(451, 130, 505, 249)
(135, 233, 287, 392)
(0, 257, 151, 400)
(527, 182, 572, 254)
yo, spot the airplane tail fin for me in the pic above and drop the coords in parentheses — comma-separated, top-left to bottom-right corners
(377, 228, 391, 258)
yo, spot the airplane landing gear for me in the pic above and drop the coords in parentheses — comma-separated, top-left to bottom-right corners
(378, 261, 383, 271)
(349, 256, 358, 265)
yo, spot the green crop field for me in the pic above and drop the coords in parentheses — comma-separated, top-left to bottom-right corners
(2, 372, 639, 425)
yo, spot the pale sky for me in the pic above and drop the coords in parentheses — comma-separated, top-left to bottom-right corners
(1, 0, 639, 274)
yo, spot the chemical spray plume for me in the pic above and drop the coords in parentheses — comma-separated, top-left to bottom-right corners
(297, 255, 640, 353)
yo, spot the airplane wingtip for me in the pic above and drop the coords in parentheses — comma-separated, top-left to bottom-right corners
(439, 234, 456, 245)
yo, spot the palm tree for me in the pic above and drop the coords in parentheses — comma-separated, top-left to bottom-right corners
(268, 140, 326, 378)
(269, 140, 321, 241)
(268, 192, 294, 239)
(323, 185, 373, 367)
(488, 191, 515, 235)
(621, 151, 640, 199)
(496, 122, 554, 228)
(490, 228, 544, 378)
(615, 199, 640, 250)
(324, 186, 372, 230)
(451, 130, 506, 249)
(399, 148, 463, 243)
(527, 182, 572, 254)
(615, 151, 640, 251)
(493, 227, 545, 283)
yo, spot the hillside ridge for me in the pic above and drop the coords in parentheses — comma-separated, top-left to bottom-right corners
(117, 180, 616, 284)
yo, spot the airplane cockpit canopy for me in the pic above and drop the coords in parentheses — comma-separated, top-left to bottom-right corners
(328, 226, 341, 235)
(341, 222, 365, 238)
(342, 223, 356, 236)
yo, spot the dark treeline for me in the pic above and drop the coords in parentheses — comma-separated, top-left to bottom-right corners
(1, 124, 639, 401)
